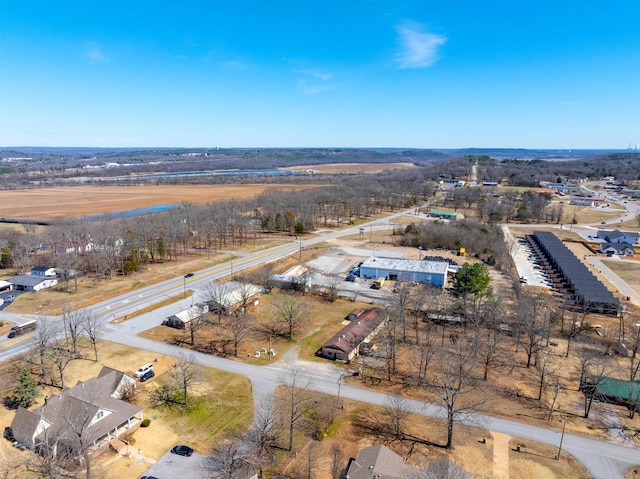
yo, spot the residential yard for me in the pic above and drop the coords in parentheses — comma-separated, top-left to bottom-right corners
(0, 340, 253, 479)
(139, 289, 372, 365)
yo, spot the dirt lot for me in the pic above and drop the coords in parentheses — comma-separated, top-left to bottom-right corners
(283, 162, 416, 174)
(0, 184, 320, 221)
(271, 392, 589, 479)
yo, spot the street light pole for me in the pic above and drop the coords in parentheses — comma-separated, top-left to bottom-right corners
(183, 275, 187, 299)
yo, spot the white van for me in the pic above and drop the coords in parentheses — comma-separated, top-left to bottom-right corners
(134, 363, 153, 378)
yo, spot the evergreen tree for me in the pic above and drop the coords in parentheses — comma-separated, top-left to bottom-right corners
(14, 367, 39, 408)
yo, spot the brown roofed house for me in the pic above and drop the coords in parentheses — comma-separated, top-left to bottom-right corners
(322, 308, 386, 362)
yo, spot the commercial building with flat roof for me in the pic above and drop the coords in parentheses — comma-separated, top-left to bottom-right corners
(360, 257, 448, 287)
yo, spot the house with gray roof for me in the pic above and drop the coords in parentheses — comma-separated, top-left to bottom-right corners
(596, 230, 639, 245)
(9, 367, 142, 460)
(8, 274, 58, 292)
(599, 242, 635, 256)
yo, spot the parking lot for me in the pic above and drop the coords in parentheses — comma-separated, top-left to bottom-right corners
(510, 236, 553, 289)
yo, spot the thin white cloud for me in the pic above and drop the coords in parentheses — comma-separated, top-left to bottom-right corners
(85, 44, 109, 64)
(286, 59, 336, 94)
(295, 68, 332, 81)
(395, 22, 446, 69)
(296, 79, 337, 95)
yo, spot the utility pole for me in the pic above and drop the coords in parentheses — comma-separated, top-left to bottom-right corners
(555, 415, 567, 460)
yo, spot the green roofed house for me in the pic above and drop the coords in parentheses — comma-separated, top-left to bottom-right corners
(430, 209, 464, 220)
(591, 377, 640, 410)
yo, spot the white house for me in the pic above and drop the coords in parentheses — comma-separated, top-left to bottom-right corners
(599, 242, 634, 256)
(9, 275, 58, 292)
(30, 266, 57, 277)
(207, 282, 262, 314)
(166, 303, 209, 329)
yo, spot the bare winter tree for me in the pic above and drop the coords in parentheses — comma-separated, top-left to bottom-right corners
(271, 294, 311, 341)
(517, 294, 547, 368)
(248, 397, 278, 477)
(169, 353, 202, 408)
(430, 335, 486, 449)
(278, 367, 313, 451)
(48, 342, 74, 389)
(409, 459, 471, 479)
(202, 434, 250, 479)
(82, 313, 106, 362)
(32, 318, 58, 378)
(291, 441, 324, 479)
(535, 347, 559, 401)
(226, 313, 251, 357)
(203, 281, 230, 324)
(329, 443, 345, 479)
(324, 276, 342, 303)
(581, 355, 610, 418)
(61, 305, 85, 358)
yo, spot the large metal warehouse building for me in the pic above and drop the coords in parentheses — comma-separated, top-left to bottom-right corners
(531, 231, 620, 314)
(360, 257, 448, 287)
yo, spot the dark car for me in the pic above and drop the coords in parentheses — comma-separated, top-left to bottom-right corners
(184, 273, 194, 278)
(345, 274, 356, 282)
(171, 445, 194, 457)
(139, 370, 155, 382)
(141, 476, 159, 479)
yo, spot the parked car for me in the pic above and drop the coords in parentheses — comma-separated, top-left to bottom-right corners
(134, 363, 154, 379)
(4, 295, 14, 303)
(171, 445, 194, 457)
(345, 274, 356, 282)
(139, 370, 155, 382)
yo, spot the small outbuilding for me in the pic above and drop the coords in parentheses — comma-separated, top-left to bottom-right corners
(429, 209, 463, 220)
(166, 303, 209, 329)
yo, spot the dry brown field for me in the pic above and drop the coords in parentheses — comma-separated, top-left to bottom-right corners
(284, 162, 416, 174)
(0, 184, 320, 221)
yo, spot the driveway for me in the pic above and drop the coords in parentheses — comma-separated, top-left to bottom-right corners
(141, 450, 206, 479)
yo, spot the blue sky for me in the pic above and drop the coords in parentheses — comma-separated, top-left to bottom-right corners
(1, 1, 639, 148)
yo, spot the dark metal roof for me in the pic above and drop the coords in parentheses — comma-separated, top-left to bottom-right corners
(532, 231, 619, 312)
